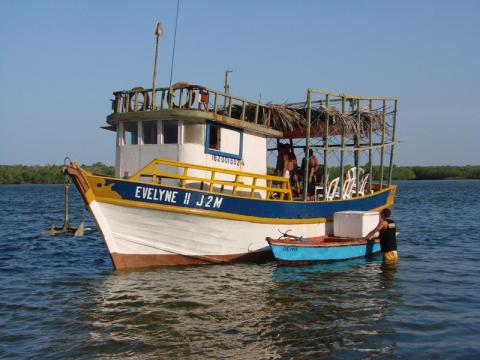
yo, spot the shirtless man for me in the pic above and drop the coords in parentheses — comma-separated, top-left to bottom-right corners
(363, 208, 398, 261)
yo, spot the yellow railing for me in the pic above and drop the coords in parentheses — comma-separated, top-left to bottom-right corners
(130, 158, 292, 200)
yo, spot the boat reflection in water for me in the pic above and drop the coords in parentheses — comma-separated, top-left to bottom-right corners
(81, 260, 400, 358)
(269, 258, 401, 356)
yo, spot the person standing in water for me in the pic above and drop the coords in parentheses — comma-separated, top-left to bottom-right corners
(363, 208, 398, 261)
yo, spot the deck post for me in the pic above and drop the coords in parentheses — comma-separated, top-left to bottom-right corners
(160, 90, 165, 110)
(355, 99, 361, 196)
(388, 99, 398, 185)
(339, 96, 346, 198)
(323, 94, 329, 200)
(188, 89, 194, 108)
(224, 70, 232, 111)
(368, 99, 373, 193)
(179, 89, 184, 109)
(134, 93, 139, 112)
(303, 89, 312, 201)
(168, 87, 173, 108)
(228, 96, 233, 117)
(380, 99, 386, 189)
(125, 93, 130, 112)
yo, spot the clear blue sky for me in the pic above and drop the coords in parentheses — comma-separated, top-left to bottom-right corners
(1, 0, 479, 166)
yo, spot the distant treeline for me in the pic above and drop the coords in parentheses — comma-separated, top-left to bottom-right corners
(383, 165, 480, 180)
(0, 164, 479, 184)
(0, 163, 115, 184)
(268, 165, 480, 181)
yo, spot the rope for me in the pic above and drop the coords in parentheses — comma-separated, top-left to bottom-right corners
(169, 0, 180, 87)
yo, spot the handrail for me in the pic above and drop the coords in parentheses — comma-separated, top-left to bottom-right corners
(111, 84, 273, 127)
(129, 158, 292, 200)
(309, 88, 398, 101)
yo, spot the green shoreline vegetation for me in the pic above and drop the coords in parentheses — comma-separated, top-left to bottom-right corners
(0, 163, 479, 184)
(0, 163, 115, 184)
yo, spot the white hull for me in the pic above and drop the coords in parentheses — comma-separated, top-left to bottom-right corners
(89, 200, 327, 269)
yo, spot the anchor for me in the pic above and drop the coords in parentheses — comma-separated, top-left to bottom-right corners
(49, 176, 93, 236)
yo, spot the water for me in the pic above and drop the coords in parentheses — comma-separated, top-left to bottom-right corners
(1, 181, 480, 359)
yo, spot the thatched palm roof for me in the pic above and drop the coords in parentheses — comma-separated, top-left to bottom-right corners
(269, 103, 386, 138)
(227, 102, 386, 137)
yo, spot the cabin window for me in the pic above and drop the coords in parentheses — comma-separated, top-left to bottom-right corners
(208, 124, 221, 150)
(205, 121, 243, 159)
(184, 123, 204, 144)
(124, 122, 138, 145)
(142, 121, 157, 144)
(163, 120, 178, 144)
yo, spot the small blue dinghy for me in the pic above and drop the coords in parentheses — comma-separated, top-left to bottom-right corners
(266, 234, 381, 265)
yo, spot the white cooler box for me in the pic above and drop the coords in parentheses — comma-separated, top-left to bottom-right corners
(333, 211, 380, 238)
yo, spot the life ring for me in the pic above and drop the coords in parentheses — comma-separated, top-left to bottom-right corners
(128, 86, 150, 112)
(167, 82, 197, 109)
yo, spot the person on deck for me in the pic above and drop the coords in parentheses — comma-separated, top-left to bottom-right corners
(288, 152, 301, 195)
(275, 143, 291, 177)
(363, 208, 398, 261)
(300, 149, 319, 198)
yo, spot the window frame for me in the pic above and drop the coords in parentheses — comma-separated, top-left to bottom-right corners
(141, 120, 158, 145)
(123, 121, 139, 145)
(204, 121, 243, 160)
(162, 120, 179, 144)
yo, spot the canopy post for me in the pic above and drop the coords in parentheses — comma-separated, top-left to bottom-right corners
(303, 89, 312, 201)
(323, 94, 329, 200)
(388, 99, 398, 185)
(355, 99, 361, 196)
(339, 96, 346, 199)
(368, 99, 373, 193)
(379, 99, 386, 189)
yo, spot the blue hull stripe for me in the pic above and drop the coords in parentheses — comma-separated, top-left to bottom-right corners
(104, 179, 390, 220)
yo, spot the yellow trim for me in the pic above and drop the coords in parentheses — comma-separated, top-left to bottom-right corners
(94, 196, 328, 224)
(84, 188, 96, 204)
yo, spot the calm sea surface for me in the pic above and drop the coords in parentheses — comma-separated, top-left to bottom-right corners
(1, 181, 480, 359)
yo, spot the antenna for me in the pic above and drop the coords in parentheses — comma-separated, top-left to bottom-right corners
(224, 70, 232, 109)
(169, 0, 181, 87)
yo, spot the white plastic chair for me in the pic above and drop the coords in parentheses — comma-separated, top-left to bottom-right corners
(347, 167, 365, 181)
(314, 185, 323, 200)
(325, 177, 339, 200)
(358, 173, 371, 196)
(347, 167, 365, 194)
(314, 171, 329, 200)
(340, 178, 355, 199)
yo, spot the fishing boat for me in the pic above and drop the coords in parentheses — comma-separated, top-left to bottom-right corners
(64, 79, 398, 270)
(266, 235, 381, 265)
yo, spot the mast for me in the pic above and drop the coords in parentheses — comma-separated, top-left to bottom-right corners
(152, 22, 163, 111)
(303, 89, 312, 201)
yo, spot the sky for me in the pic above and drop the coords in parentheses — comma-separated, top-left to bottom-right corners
(1, 0, 479, 166)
